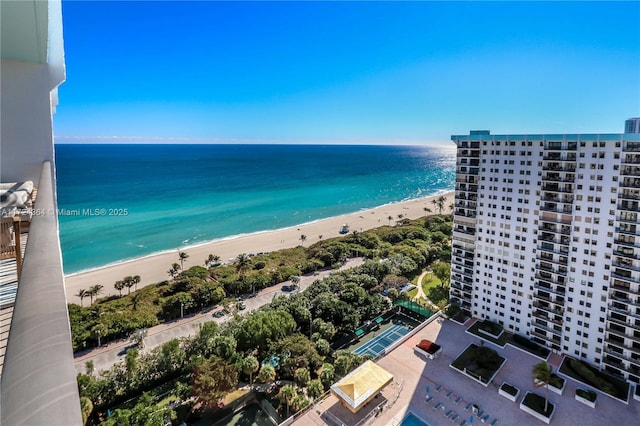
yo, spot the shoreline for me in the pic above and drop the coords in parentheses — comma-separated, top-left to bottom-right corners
(65, 191, 454, 303)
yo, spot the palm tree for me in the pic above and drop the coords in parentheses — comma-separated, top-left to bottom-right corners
(168, 263, 180, 279)
(131, 293, 143, 311)
(291, 394, 309, 415)
(178, 251, 189, 271)
(76, 289, 87, 306)
(235, 253, 251, 280)
(242, 355, 260, 386)
(88, 284, 103, 305)
(436, 195, 447, 214)
(205, 254, 220, 268)
(397, 214, 404, 222)
(132, 275, 141, 292)
(431, 198, 438, 213)
(423, 207, 432, 217)
(114, 280, 125, 297)
(532, 361, 560, 414)
(279, 384, 297, 418)
(299, 234, 307, 246)
(258, 364, 276, 384)
(449, 202, 455, 213)
(123, 276, 134, 295)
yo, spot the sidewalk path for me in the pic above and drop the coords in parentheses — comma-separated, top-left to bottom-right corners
(74, 257, 365, 375)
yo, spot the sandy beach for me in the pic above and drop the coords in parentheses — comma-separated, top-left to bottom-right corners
(65, 191, 454, 304)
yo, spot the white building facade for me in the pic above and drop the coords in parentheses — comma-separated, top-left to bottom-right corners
(450, 120, 640, 384)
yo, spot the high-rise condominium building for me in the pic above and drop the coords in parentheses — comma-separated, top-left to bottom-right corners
(450, 119, 640, 384)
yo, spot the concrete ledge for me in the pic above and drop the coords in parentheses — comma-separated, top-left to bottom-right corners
(1, 162, 82, 425)
(499, 382, 520, 402)
(575, 391, 596, 408)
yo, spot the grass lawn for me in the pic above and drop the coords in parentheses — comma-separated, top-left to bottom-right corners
(222, 388, 251, 406)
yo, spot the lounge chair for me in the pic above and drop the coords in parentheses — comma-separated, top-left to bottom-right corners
(435, 384, 443, 392)
(460, 421, 467, 426)
(451, 414, 459, 423)
(446, 390, 454, 398)
(490, 419, 498, 426)
(433, 402, 442, 411)
(445, 410, 453, 417)
(481, 414, 490, 423)
(454, 396, 462, 404)
(464, 402, 472, 411)
(425, 395, 433, 404)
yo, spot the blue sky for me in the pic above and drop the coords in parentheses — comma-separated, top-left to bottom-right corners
(55, 1, 640, 145)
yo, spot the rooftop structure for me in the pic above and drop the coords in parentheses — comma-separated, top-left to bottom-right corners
(330, 360, 394, 413)
(450, 118, 640, 385)
(1, 0, 82, 424)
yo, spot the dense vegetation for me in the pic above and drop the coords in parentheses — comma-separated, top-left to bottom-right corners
(69, 216, 452, 352)
(560, 357, 629, 400)
(74, 215, 453, 424)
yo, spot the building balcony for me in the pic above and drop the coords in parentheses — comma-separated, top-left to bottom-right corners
(533, 301, 564, 316)
(623, 142, 640, 152)
(543, 153, 577, 161)
(532, 309, 563, 325)
(539, 214, 573, 225)
(612, 271, 640, 285)
(541, 173, 575, 183)
(619, 202, 640, 213)
(620, 177, 640, 188)
(530, 329, 562, 344)
(621, 166, 640, 176)
(619, 190, 640, 201)
(616, 224, 640, 237)
(535, 282, 566, 298)
(534, 291, 565, 305)
(540, 202, 573, 214)
(612, 260, 640, 273)
(613, 248, 640, 261)
(622, 155, 640, 164)
(539, 252, 569, 266)
(614, 235, 640, 248)
(533, 319, 563, 336)
(610, 291, 640, 309)
(606, 324, 634, 340)
(1, 162, 81, 424)
(604, 348, 640, 368)
(541, 182, 574, 193)
(537, 243, 570, 256)
(609, 304, 640, 321)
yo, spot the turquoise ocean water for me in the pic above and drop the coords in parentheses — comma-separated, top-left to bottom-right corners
(55, 144, 455, 274)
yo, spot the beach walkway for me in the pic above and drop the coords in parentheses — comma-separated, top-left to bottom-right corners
(74, 257, 365, 375)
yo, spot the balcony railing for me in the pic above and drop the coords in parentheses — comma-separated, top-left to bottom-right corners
(1, 162, 82, 425)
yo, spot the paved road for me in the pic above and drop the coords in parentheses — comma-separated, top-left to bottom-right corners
(74, 258, 365, 375)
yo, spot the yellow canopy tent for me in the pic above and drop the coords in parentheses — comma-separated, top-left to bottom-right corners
(330, 360, 394, 413)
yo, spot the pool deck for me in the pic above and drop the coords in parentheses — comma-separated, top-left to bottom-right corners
(294, 315, 640, 426)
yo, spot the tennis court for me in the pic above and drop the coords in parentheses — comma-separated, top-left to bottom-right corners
(353, 323, 411, 358)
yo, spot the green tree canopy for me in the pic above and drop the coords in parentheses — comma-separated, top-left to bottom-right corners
(236, 310, 297, 353)
(191, 356, 238, 408)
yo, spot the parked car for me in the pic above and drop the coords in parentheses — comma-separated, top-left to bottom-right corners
(212, 311, 225, 318)
(281, 285, 295, 292)
(117, 344, 137, 356)
(237, 301, 247, 310)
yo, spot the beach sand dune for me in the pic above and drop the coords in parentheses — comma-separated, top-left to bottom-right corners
(65, 191, 454, 303)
